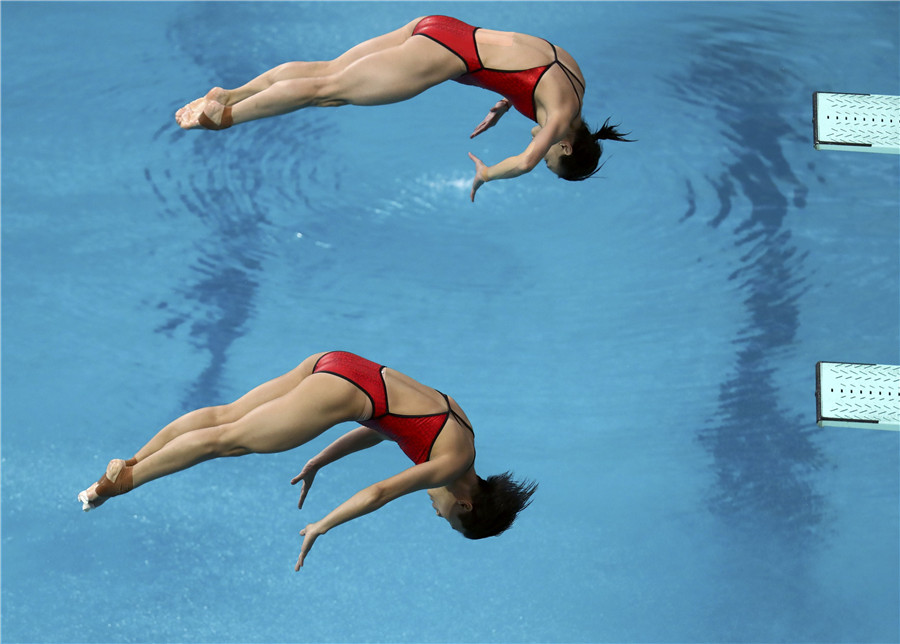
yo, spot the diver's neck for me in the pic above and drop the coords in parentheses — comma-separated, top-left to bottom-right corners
(447, 468, 478, 502)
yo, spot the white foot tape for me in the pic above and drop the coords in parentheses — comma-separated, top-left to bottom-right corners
(78, 489, 94, 512)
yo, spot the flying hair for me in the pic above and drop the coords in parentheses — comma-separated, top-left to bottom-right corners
(557, 117, 636, 181)
(594, 117, 636, 143)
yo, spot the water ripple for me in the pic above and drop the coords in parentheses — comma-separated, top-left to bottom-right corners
(667, 11, 825, 544)
(139, 7, 344, 408)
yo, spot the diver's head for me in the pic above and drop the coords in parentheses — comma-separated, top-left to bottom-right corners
(428, 485, 472, 533)
(542, 138, 573, 176)
(431, 472, 537, 540)
(548, 118, 635, 181)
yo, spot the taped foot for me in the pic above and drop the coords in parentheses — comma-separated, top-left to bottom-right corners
(197, 104, 233, 130)
(176, 87, 233, 130)
(78, 459, 134, 512)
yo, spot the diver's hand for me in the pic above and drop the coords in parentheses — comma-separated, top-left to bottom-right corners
(295, 521, 325, 571)
(290, 460, 320, 509)
(468, 152, 488, 202)
(470, 99, 510, 138)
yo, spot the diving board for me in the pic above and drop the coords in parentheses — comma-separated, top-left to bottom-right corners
(816, 362, 900, 431)
(813, 92, 900, 154)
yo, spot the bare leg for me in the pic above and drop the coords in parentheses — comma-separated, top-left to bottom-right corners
(175, 16, 466, 129)
(79, 352, 320, 510)
(219, 18, 426, 106)
(128, 356, 318, 464)
(227, 36, 465, 120)
(79, 371, 370, 506)
(175, 18, 424, 128)
(131, 373, 365, 487)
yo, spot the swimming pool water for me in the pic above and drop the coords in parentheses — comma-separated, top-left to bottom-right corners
(2, 2, 898, 642)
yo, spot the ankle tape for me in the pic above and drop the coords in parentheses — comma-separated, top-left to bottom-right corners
(198, 105, 233, 130)
(96, 466, 134, 498)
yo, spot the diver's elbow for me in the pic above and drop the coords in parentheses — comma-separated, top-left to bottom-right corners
(516, 156, 539, 175)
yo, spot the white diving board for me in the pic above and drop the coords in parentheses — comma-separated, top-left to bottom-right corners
(816, 362, 900, 431)
(813, 92, 900, 154)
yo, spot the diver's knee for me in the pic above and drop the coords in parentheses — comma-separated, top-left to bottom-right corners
(210, 402, 241, 426)
(211, 426, 251, 458)
(310, 76, 348, 107)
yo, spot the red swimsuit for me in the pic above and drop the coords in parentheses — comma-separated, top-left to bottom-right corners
(312, 351, 474, 465)
(412, 15, 584, 122)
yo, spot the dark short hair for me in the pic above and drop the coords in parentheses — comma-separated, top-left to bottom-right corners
(557, 117, 635, 181)
(457, 472, 538, 540)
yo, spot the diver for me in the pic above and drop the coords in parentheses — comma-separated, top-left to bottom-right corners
(175, 15, 633, 201)
(79, 351, 537, 570)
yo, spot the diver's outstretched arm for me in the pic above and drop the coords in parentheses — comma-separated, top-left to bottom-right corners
(290, 426, 385, 509)
(470, 98, 510, 139)
(468, 117, 568, 201)
(295, 454, 466, 570)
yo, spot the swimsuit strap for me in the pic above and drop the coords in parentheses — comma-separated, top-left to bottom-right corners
(547, 40, 559, 62)
(440, 392, 474, 433)
(547, 41, 585, 108)
(439, 392, 477, 469)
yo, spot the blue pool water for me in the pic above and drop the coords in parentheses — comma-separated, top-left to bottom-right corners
(2, 2, 898, 642)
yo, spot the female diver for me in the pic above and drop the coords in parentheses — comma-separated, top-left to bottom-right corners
(175, 15, 633, 201)
(78, 351, 537, 571)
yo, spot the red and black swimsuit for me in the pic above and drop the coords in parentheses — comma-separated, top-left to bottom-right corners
(312, 351, 474, 465)
(412, 15, 584, 122)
